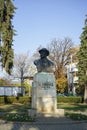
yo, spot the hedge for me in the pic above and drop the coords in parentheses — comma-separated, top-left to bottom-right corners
(0, 96, 83, 104)
(0, 96, 31, 104)
(57, 96, 83, 103)
(0, 97, 5, 104)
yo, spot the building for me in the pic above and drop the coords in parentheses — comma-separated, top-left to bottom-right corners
(67, 63, 78, 95)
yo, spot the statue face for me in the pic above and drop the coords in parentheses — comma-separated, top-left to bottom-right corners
(40, 51, 47, 58)
(39, 48, 49, 58)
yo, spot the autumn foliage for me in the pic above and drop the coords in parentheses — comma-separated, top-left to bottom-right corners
(56, 76, 67, 93)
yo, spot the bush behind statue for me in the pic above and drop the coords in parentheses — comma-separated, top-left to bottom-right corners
(0, 96, 82, 104)
(57, 96, 83, 103)
(0, 96, 31, 104)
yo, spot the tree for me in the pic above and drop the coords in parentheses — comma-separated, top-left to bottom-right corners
(47, 38, 79, 93)
(77, 16, 87, 103)
(47, 37, 76, 79)
(0, 78, 12, 86)
(12, 53, 36, 86)
(0, 0, 16, 74)
(56, 76, 67, 93)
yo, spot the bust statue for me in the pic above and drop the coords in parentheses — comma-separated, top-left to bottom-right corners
(34, 48, 54, 73)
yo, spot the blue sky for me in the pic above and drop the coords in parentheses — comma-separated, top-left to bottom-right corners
(13, 0, 87, 55)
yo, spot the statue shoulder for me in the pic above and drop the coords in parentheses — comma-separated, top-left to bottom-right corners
(34, 59, 40, 65)
(47, 58, 54, 66)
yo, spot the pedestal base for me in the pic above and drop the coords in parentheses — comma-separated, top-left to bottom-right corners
(32, 72, 57, 113)
(28, 109, 64, 118)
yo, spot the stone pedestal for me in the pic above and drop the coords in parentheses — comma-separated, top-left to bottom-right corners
(31, 72, 57, 113)
(28, 108, 64, 117)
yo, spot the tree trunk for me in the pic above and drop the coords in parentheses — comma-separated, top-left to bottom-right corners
(84, 84, 87, 103)
(20, 69, 24, 96)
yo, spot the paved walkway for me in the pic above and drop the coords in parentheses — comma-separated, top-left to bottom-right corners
(0, 117, 87, 130)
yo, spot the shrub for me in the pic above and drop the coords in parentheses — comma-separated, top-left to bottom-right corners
(1, 113, 35, 122)
(57, 96, 82, 103)
(0, 96, 82, 104)
(0, 96, 4, 104)
(65, 112, 87, 120)
(0, 96, 31, 104)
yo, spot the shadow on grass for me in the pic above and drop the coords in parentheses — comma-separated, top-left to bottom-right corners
(0, 103, 31, 114)
(58, 103, 87, 112)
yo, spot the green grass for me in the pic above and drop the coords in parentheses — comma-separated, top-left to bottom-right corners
(58, 103, 87, 111)
(1, 113, 35, 122)
(0, 103, 34, 122)
(58, 103, 87, 120)
(0, 103, 87, 121)
(65, 112, 87, 120)
(0, 103, 31, 113)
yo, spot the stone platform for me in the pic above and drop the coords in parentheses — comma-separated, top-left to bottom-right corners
(28, 108, 64, 118)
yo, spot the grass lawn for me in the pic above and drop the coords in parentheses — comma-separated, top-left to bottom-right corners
(0, 103, 87, 121)
(0, 103, 34, 122)
(58, 103, 87, 120)
(0, 103, 31, 113)
(58, 103, 87, 112)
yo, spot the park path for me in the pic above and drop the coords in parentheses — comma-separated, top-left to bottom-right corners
(0, 117, 87, 130)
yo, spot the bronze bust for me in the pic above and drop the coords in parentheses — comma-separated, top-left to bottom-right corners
(34, 48, 54, 73)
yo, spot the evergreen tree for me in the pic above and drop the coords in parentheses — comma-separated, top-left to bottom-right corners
(77, 16, 87, 102)
(0, 0, 16, 74)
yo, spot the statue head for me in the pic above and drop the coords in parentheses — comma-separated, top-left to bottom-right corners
(34, 48, 54, 73)
(39, 48, 49, 58)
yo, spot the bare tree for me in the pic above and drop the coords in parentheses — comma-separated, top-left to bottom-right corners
(12, 52, 35, 86)
(47, 37, 78, 79)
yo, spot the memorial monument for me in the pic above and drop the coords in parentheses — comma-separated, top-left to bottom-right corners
(29, 48, 64, 117)
(31, 48, 56, 113)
